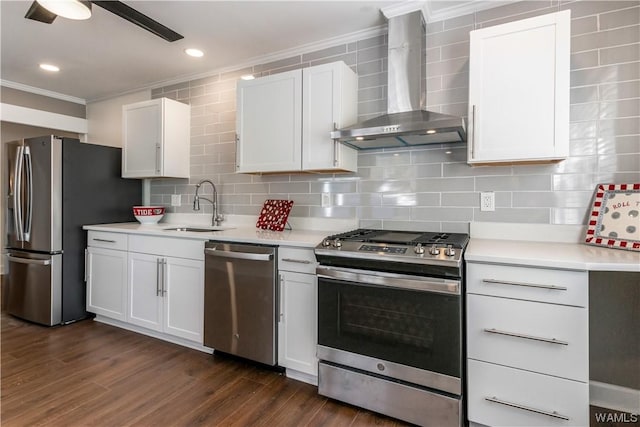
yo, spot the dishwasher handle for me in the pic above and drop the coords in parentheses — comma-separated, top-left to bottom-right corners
(204, 247, 273, 262)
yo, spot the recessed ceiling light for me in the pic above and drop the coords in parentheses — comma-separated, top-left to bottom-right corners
(36, 0, 91, 20)
(240, 74, 255, 80)
(355, 136, 365, 141)
(426, 129, 436, 134)
(185, 48, 204, 58)
(39, 63, 60, 72)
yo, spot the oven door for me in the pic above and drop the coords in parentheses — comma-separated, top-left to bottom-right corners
(317, 266, 462, 395)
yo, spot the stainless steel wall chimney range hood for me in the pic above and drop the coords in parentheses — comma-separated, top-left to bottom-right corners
(331, 10, 466, 150)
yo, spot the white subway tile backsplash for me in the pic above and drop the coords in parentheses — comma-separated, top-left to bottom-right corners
(150, 1, 639, 226)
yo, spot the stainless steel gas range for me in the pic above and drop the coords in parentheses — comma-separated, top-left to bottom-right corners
(314, 229, 469, 427)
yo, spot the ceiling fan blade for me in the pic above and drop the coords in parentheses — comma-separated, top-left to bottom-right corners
(24, 1, 58, 24)
(91, 1, 183, 42)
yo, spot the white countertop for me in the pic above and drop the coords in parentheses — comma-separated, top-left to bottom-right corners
(466, 238, 640, 272)
(467, 222, 640, 272)
(83, 221, 333, 249)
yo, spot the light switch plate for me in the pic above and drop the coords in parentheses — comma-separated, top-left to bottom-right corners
(321, 193, 331, 208)
(171, 194, 181, 207)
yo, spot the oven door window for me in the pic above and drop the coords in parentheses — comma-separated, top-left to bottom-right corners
(318, 277, 461, 378)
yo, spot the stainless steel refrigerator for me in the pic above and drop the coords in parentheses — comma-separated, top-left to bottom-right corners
(5, 135, 141, 326)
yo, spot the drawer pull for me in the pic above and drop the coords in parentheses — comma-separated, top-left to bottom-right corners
(484, 328, 568, 346)
(485, 396, 570, 421)
(482, 278, 567, 291)
(93, 238, 117, 243)
(281, 258, 313, 264)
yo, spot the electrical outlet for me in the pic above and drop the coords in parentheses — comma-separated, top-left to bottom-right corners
(171, 194, 181, 207)
(480, 192, 495, 211)
(321, 192, 332, 208)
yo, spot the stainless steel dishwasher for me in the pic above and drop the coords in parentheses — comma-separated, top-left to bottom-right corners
(204, 241, 277, 365)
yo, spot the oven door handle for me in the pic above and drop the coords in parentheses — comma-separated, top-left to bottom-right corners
(316, 266, 460, 295)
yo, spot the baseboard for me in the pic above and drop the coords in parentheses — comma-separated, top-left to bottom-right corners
(285, 368, 318, 386)
(590, 381, 640, 414)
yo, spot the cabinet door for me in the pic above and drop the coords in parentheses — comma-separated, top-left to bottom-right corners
(164, 257, 204, 343)
(278, 271, 318, 376)
(468, 10, 570, 164)
(128, 252, 163, 332)
(122, 99, 162, 178)
(86, 247, 127, 321)
(302, 62, 357, 172)
(236, 69, 302, 173)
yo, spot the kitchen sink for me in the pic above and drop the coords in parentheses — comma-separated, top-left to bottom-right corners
(163, 226, 234, 232)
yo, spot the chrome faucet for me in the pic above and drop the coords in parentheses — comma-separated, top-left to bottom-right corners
(193, 179, 223, 226)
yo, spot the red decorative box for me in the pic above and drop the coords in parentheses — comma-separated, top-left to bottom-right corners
(256, 200, 294, 231)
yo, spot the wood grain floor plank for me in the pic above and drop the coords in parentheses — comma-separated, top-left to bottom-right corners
(217, 376, 305, 426)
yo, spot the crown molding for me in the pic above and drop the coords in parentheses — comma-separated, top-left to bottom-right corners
(381, 1, 427, 19)
(0, 79, 86, 105)
(424, 1, 512, 23)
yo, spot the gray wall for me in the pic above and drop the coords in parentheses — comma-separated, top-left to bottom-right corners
(149, 0, 639, 233)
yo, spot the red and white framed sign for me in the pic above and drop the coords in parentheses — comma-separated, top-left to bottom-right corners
(256, 199, 294, 232)
(585, 183, 640, 251)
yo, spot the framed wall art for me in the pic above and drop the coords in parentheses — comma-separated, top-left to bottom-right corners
(585, 183, 640, 251)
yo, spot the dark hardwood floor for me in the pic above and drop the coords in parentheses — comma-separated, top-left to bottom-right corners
(2, 309, 637, 426)
(1, 312, 406, 426)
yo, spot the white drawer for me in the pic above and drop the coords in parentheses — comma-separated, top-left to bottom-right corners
(129, 235, 204, 260)
(468, 359, 589, 427)
(467, 294, 588, 382)
(87, 231, 127, 251)
(278, 247, 317, 274)
(467, 262, 588, 307)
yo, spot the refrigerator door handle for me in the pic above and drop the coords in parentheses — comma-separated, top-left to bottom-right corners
(7, 254, 52, 266)
(12, 146, 25, 241)
(23, 146, 34, 242)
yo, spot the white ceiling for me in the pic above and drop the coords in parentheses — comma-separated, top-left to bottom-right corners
(0, 0, 483, 103)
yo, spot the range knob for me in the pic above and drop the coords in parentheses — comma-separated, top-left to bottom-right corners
(333, 238, 342, 248)
(322, 239, 332, 247)
(445, 244, 456, 257)
(414, 243, 425, 255)
(429, 244, 440, 255)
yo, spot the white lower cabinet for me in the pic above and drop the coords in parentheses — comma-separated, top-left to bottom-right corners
(466, 261, 589, 427)
(277, 247, 318, 384)
(86, 246, 128, 321)
(128, 239, 204, 343)
(468, 359, 589, 427)
(86, 231, 204, 347)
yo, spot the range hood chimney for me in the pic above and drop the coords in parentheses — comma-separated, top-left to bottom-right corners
(331, 10, 466, 150)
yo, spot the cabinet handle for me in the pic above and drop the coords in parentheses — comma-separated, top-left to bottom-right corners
(155, 143, 161, 173)
(84, 249, 89, 282)
(162, 259, 167, 296)
(483, 328, 568, 346)
(281, 258, 313, 264)
(278, 273, 284, 323)
(156, 258, 162, 296)
(470, 104, 477, 158)
(482, 278, 567, 291)
(485, 396, 570, 421)
(93, 238, 117, 244)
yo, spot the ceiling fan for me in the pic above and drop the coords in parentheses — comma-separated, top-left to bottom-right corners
(24, 0, 183, 42)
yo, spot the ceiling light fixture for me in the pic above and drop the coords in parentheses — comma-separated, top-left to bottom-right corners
(39, 63, 60, 72)
(36, 0, 92, 20)
(240, 74, 255, 81)
(426, 129, 436, 134)
(185, 48, 204, 58)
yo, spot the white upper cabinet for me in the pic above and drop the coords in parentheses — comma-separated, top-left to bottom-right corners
(467, 10, 570, 165)
(236, 61, 357, 174)
(122, 97, 190, 178)
(302, 62, 358, 172)
(236, 70, 303, 173)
